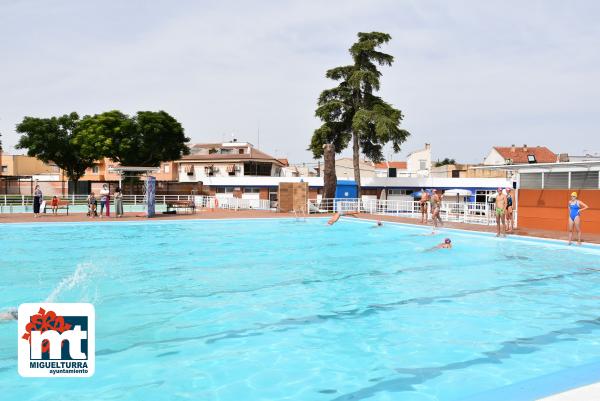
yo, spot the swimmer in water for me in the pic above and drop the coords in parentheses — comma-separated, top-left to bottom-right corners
(327, 211, 360, 225)
(426, 238, 452, 251)
(0, 308, 18, 321)
(371, 221, 383, 228)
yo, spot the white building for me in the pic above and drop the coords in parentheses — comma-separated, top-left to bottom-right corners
(334, 157, 376, 180)
(374, 161, 408, 177)
(176, 141, 287, 182)
(406, 143, 432, 177)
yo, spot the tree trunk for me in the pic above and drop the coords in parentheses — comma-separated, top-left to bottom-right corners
(352, 131, 361, 198)
(322, 143, 337, 200)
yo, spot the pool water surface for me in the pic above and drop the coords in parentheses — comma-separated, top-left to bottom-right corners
(1, 218, 599, 401)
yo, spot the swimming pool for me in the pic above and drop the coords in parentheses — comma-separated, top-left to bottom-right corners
(1, 218, 599, 401)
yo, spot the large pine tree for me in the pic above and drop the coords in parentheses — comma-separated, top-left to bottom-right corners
(309, 32, 410, 197)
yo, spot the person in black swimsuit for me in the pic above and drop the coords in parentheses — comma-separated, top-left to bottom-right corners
(505, 188, 514, 233)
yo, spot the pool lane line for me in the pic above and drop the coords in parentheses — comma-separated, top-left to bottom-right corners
(95, 265, 600, 357)
(325, 316, 600, 401)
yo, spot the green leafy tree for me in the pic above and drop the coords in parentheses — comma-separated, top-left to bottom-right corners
(434, 158, 456, 167)
(309, 32, 410, 197)
(75, 110, 190, 166)
(16, 112, 95, 184)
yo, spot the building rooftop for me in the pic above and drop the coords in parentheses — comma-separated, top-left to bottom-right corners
(494, 145, 557, 164)
(374, 161, 408, 169)
(177, 142, 284, 166)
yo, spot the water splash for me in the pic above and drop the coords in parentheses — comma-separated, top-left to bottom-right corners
(46, 262, 98, 303)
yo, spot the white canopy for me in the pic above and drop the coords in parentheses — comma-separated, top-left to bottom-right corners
(444, 189, 472, 196)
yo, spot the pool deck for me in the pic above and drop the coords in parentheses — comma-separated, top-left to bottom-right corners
(1, 210, 599, 244)
(538, 383, 600, 400)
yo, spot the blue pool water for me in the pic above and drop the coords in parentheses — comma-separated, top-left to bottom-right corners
(1, 218, 599, 401)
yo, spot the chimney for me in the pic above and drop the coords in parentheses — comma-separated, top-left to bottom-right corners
(511, 144, 516, 153)
(523, 144, 528, 152)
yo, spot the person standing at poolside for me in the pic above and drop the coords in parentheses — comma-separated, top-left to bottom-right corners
(420, 189, 429, 224)
(430, 189, 443, 230)
(114, 187, 124, 218)
(33, 185, 42, 218)
(568, 192, 589, 246)
(99, 184, 110, 218)
(505, 188, 514, 233)
(495, 187, 507, 237)
(87, 192, 98, 217)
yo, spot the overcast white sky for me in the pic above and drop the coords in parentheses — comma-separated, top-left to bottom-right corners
(1, 0, 599, 164)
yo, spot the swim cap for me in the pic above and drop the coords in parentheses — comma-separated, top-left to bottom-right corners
(444, 238, 451, 244)
(571, 192, 577, 197)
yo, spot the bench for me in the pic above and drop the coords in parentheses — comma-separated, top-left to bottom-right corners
(165, 200, 196, 214)
(44, 200, 70, 215)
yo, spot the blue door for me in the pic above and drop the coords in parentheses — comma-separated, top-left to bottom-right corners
(335, 180, 358, 199)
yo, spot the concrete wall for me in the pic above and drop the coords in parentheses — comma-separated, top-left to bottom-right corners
(80, 159, 178, 182)
(0, 154, 59, 176)
(431, 164, 508, 178)
(518, 189, 600, 233)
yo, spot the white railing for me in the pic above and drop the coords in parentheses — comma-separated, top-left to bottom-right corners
(307, 198, 515, 226)
(0, 194, 274, 213)
(208, 196, 272, 211)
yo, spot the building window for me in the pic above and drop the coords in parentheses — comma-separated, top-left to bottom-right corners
(520, 172, 543, 189)
(505, 158, 513, 165)
(387, 189, 412, 195)
(204, 166, 215, 176)
(419, 160, 427, 170)
(220, 148, 233, 154)
(92, 165, 99, 174)
(244, 187, 260, 193)
(475, 190, 496, 203)
(544, 172, 569, 189)
(1, 165, 7, 173)
(527, 155, 536, 163)
(244, 162, 272, 176)
(164, 164, 170, 173)
(452, 170, 460, 178)
(215, 187, 234, 194)
(239, 148, 245, 154)
(388, 168, 397, 177)
(571, 171, 599, 189)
